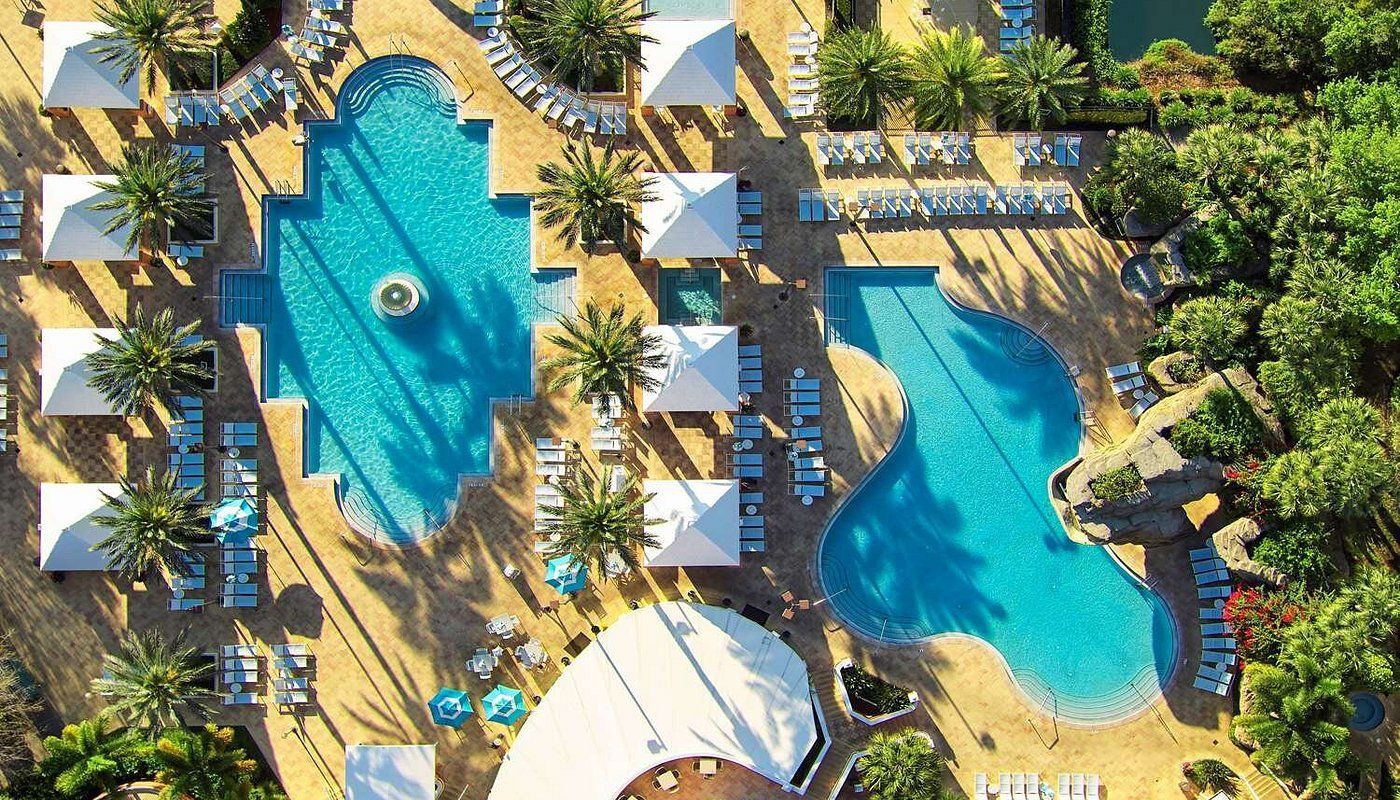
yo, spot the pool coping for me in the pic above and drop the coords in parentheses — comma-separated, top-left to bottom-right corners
(809, 264, 1181, 729)
(238, 55, 553, 548)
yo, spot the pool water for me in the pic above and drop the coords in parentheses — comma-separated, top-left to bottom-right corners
(644, 0, 732, 19)
(262, 57, 535, 542)
(1109, 0, 1216, 60)
(659, 268, 722, 325)
(819, 269, 1177, 723)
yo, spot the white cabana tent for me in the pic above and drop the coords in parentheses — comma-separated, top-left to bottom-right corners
(640, 171, 738, 259)
(42, 174, 137, 262)
(41, 22, 140, 110)
(488, 602, 823, 800)
(639, 19, 736, 108)
(643, 479, 741, 566)
(41, 328, 121, 416)
(641, 325, 739, 412)
(39, 483, 121, 571)
(345, 745, 436, 800)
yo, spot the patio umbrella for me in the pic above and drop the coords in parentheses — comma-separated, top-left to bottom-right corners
(544, 554, 587, 595)
(481, 685, 527, 725)
(210, 497, 257, 544)
(428, 687, 472, 729)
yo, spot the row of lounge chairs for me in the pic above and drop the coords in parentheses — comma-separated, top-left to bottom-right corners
(2, 190, 23, 260)
(797, 188, 841, 222)
(734, 196, 762, 252)
(0, 334, 8, 451)
(783, 370, 826, 504)
(999, 0, 1035, 52)
(472, 0, 503, 27)
(166, 64, 299, 129)
(1106, 360, 1159, 420)
(837, 183, 1072, 220)
(291, 5, 349, 65)
(785, 27, 820, 118)
(1190, 542, 1237, 695)
(738, 343, 762, 396)
(728, 413, 768, 534)
(219, 643, 314, 706)
(899, 132, 973, 167)
(1013, 133, 1083, 168)
(816, 131, 885, 165)
(168, 145, 207, 261)
(480, 31, 627, 136)
(590, 396, 625, 452)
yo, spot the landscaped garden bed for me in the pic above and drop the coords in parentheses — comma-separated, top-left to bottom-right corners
(836, 659, 918, 725)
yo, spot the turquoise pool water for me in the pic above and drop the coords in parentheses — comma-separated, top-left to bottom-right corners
(659, 268, 722, 325)
(819, 269, 1177, 723)
(261, 57, 535, 542)
(644, 0, 732, 19)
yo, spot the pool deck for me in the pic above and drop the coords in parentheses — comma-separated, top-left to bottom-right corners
(0, 0, 1297, 797)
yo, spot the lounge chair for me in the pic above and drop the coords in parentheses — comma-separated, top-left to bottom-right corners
(1198, 585, 1231, 600)
(222, 693, 260, 705)
(785, 378, 820, 390)
(1198, 664, 1230, 683)
(1202, 636, 1237, 650)
(300, 28, 337, 48)
(307, 12, 347, 33)
(1204, 650, 1237, 666)
(788, 439, 823, 454)
(1193, 676, 1226, 693)
(789, 61, 815, 77)
(1192, 557, 1228, 574)
(798, 189, 815, 222)
(728, 453, 762, 466)
(1189, 544, 1216, 561)
(308, 0, 342, 10)
(1111, 374, 1146, 394)
(291, 42, 324, 63)
(1128, 392, 1160, 419)
(975, 774, 989, 800)
(784, 391, 819, 404)
(1200, 607, 1225, 620)
(789, 426, 822, 439)
(789, 484, 825, 499)
(495, 53, 524, 79)
(1195, 568, 1230, 585)
(791, 456, 824, 469)
(1105, 361, 1140, 379)
(1085, 775, 1099, 800)
(732, 426, 763, 439)
(824, 191, 842, 219)
(1201, 622, 1232, 636)
(486, 40, 516, 66)
(731, 465, 762, 478)
(827, 134, 846, 165)
(1058, 774, 1070, 800)
(784, 404, 820, 417)
(1072, 774, 1085, 800)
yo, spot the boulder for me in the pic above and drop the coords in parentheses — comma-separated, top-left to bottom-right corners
(1146, 351, 1204, 395)
(1212, 517, 1288, 587)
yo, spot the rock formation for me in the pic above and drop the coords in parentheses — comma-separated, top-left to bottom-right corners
(1211, 517, 1289, 587)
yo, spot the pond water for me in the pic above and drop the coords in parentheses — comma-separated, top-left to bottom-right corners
(1109, 0, 1216, 60)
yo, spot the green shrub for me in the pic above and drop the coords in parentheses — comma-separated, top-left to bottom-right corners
(1170, 387, 1265, 461)
(221, 0, 276, 69)
(1188, 758, 1239, 794)
(1182, 213, 1251, 281)
(1137, 331, 1174, 363)
(1090, 465, 1144, 501)
(1165, 354, 1209, 384)
(1253, 519, 1336, 589)
(1066, 107, 1151, 125)
(840, 664, 913, 716)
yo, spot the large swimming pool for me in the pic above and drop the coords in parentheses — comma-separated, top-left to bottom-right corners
(818, 269, 1177, 723)
(261, 57, 536, 542)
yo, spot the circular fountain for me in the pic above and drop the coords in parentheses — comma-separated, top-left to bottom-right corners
(371, 273, 427, 322)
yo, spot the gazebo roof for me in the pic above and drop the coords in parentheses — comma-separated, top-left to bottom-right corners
(41, 22, 140, 110)
(639, 19, 736, 108)
(42, 174, 136, 262)
(344, 745, 436, 800)
(640, 325, 739, 412)
(643, 479, 741, 566)
(639, 172, 738, 259)
(40, 328, 121, 416)
(39, 483, 121, 571)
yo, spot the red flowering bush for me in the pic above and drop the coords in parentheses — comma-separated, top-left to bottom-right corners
(1223, 587, 1303, 661)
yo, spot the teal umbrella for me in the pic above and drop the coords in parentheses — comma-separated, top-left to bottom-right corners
(481, 685, 527, 725)
(210, 497, 257, 545)
(544, 554, 587, 595)
(428, 687, 472, 729)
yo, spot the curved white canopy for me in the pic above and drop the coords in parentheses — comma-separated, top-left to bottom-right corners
(42, 22, 140, 110)
(42, 174, 136, 262)
(639, 19, 736, 108)
(644, 479, 740, 566)
(641, 325, 739, 412)
(345, 745, 436, 800)
(40, 483, 122, 571)
(41, 328, 120, 416)
(640, 172, 738, 259)
(488, 602, 821, 800)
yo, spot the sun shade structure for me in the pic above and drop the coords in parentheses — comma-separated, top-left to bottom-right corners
(641, 325, 740, 412)
(643, 479, 741, 566)
(344, 745, 436, 800)
(640, 172, 738, 259)
(42, 174, 137, 262)
(481, 685, 528, 726)
(544, 554, 588, 595)
(41, 328, 121, 416)
(488, 601, 824, 800)
(39, 483, 122, 571)
(41, 22, 141, 110)
(428, 688, 472, 729)
(639, 20, 736, 108)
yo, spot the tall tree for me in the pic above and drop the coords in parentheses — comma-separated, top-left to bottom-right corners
(92, 0, 211, 92)
(510, 0, 655, 93)
(93, 468, 212, 581)
(92, 143, 211, 259)
(856, 729, 944, 800)
(1169, 296, 1252, 364)
(91, 629, 216, 738)
(539, 465, 659, 579)
(39, 711, 146, 798)
(817, 27, 911, 127)
(1086, 128, 1185, 225)
(536, 142, 657, 252)
(907, 25, 1004, 130)
(541, 300, 666, 410)
(997, 35, 1088, 129)
(154, 724, 259, 800)
(85, 305, 213, 417)
(1234, 655, 1356, 798)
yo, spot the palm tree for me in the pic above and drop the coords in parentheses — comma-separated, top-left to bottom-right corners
(1234, 656, 1355, 797)
(510, 0, 655, 93)
(93, 468, 212, 581)
(85, 305, 214, 417)
(40, 711, 147, 798)
(539, 464, 659, 579)
(908, 26, 1004, 130)
(92, 143, 211, 259)
(541, 300, 667, 410)
(154, 724, 259, 800)
(817, 27, 912, 127)
(856, 729, 944, 800)
(91, 628, 216, 737)
(536, 142, 657, 251)
(998, 35, 1088, 129)
(92, 0, 211, 92)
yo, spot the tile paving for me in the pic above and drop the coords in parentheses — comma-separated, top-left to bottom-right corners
(0, 0, 1265, 798)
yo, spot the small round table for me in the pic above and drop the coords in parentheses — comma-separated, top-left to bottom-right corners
(745, 504, 758, 515)
(1133, 388, 1145, 399)
(792, 415, 805, 426)
(801, 495, 814, 506)
(732, 442, 744, 452)
(237, 573, 249, 584)
(229, 447, 241, 458)
(173, 589, 185, 599)
(741, 439, 753, 450)
(271, 67, 284, 80)
(176, 256, 189, 268)
(793, 367, 806, 378)
(229, 683, 243, 694)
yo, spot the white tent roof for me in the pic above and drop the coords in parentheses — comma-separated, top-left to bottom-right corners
(641, 171, 738, 259)
(488, 602, 820, 800)
(42, 22, 140, 110)
(644, 479, 740, 566)
(641, 325, 739, 412)
(41, 328, 121, 416)
(639, 19, 736, 108)
(42, 174, 136, 262)
(39, 483, 121, 571)
(345, 745, 436, 800)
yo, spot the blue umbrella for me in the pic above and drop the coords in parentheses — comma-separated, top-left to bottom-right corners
(210, 498, 258, 544)
(428, 687, 472, 729)
(544, 555, 587, 595)
(481, 685, 527, 725)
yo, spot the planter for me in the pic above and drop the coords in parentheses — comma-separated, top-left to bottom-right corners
(835, 658, 919, 726)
